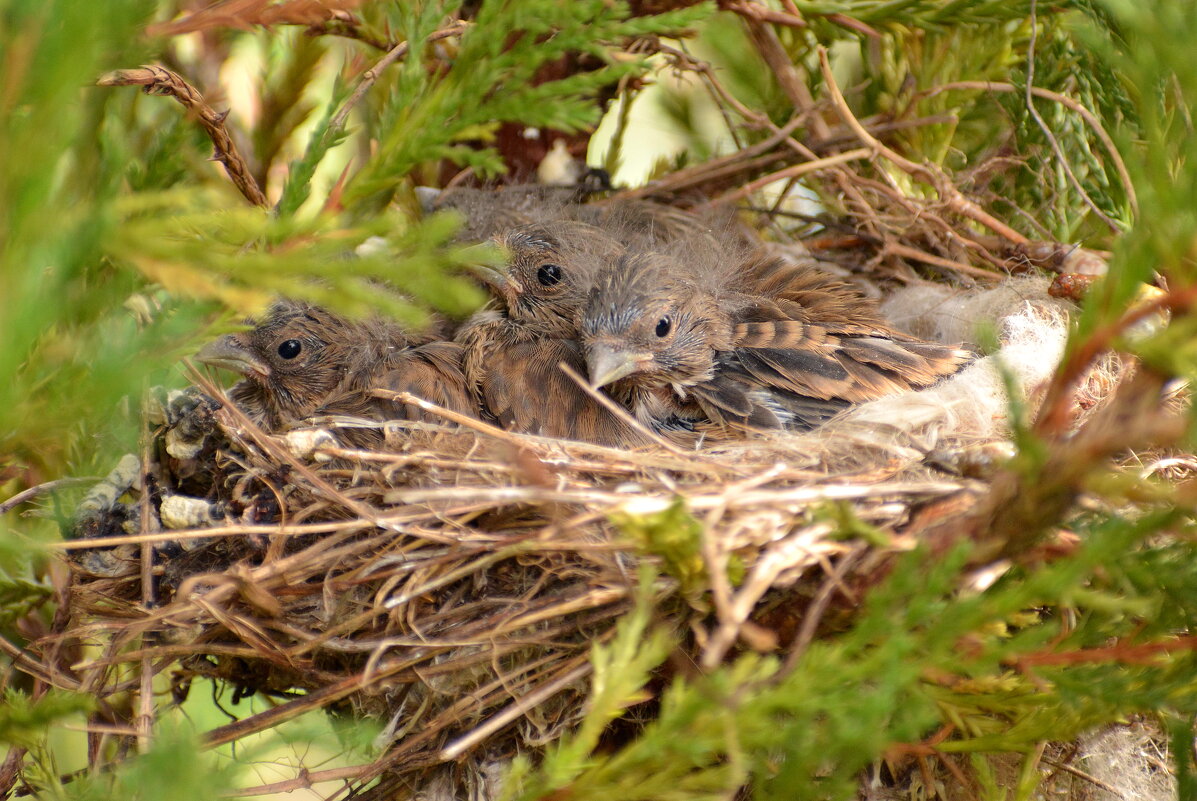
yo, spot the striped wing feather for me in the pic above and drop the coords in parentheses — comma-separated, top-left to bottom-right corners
(713, 256, 970, 424)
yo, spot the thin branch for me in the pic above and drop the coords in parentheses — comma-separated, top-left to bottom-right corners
(304, 16, 391, 52)
(884, 241, 1002, 282)
(222, 764, 376, 798)
(737, 6, 832, 142)
(96, 66, 268, 207)
(329, 22, 469, 134)
(781, 545, 866, 674)
(136, 429, 157, 755)
(0, 478, 94, 516)
(816, 47, 1031, 246)
(652, 39, 772, 127)
(1024, 0, 1123, 232)
(612, 114, 805, 201)
(912, 81, 1138, 219)
(1039, 756, 1132, 801)
(704, 147, 872, 206)
(720, 0, 806, 29)
(439, 659, 592, 760)
(0, 748, 27, 799)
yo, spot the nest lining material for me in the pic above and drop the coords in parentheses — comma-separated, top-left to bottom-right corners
(53, 277, 1100, 795)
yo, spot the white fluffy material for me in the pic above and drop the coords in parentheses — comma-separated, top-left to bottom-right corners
(827, 277, 1075, 447)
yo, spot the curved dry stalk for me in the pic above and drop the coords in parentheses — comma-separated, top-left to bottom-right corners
(911, 81, 1138, 220)
(884, 241, 1003, 282)
(1024, 0, 1123, 233)
(721, 0, 807, 30)
(97, 66, 268, 207)
(738, 6, 831, 141)
(0, 477, 95, 515)
(816, 47, 1031, 247)
(704, 147, 872, 206)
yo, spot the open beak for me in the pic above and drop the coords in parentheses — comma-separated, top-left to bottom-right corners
(586, 344, 647, 389)
(196, 336, 270, 379)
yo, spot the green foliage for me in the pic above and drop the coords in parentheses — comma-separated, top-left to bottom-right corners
(506, 506, 1197, 799)
(504, 569, 675, 800)
(612, 499, 708, 600)
(343, 0, 712, 211)
(105, 189, 489, 325)
(791, 0, 1037, 27)
(0, 0, 159, 475)
(42, 720, 239, 801)
(276, 75, 352, 218)
(667, 1, 1135, 241)
(0, 0, 712, 479)
(251, 30, 328, 191)
(1074, 0, 1197, 334)
(0, 690, 93, 750)
(0, 578, 51, 628)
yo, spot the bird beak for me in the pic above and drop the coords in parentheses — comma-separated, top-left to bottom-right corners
(196, 336, 270, 379)
(467, 263, 522, 297)
(586, 344, 646, 389)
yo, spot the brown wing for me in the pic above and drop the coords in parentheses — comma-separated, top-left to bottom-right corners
(716, 257, 970, 422)
(739, 253, 899, 336)
(372, 341, 476, 423)
(689, 354, 851, 432)
(310, 342, 473, 443)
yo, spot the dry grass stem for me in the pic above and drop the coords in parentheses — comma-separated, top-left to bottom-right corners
(96, 66, 268, 207)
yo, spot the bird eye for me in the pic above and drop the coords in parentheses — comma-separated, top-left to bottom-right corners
(537, 263, 563, 286)
(655, 316, 672, 337)
(277, 339, 303, 359)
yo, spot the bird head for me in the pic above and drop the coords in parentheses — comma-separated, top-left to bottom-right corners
(197, 301, 361, 424)
(580, 253, 725, 390)
(474, 222, 622, 332)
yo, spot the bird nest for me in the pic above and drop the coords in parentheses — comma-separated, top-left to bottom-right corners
(48, 267, 1129, 798)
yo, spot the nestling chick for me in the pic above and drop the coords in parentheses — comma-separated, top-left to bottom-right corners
(457, 221, 647, 445)
(426, 184, 726, 250)
(197, 300, 474, 440)
(580, 246, 970, 435)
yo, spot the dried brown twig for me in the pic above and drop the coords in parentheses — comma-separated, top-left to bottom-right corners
(816, 47, 1030, 247)
(720, 0, 807, 29)
(0, 478, 94, 515)
(96, 66, 268, 207)
(705, 147, 872, 207)
(147, 0, 365, 38)
(910, 81, 1137, 220)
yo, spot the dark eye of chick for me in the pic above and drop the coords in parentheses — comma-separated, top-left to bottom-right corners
(655, 316, 672, 337)
(277, 339, 303, 359)
(537, 263, 563, 286)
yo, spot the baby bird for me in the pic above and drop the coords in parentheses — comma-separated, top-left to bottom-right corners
(197, 300, 474, 440)
(456, 221, 647, 445)
(580, 246, 969, 436)
(426, 184, 726, 250)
